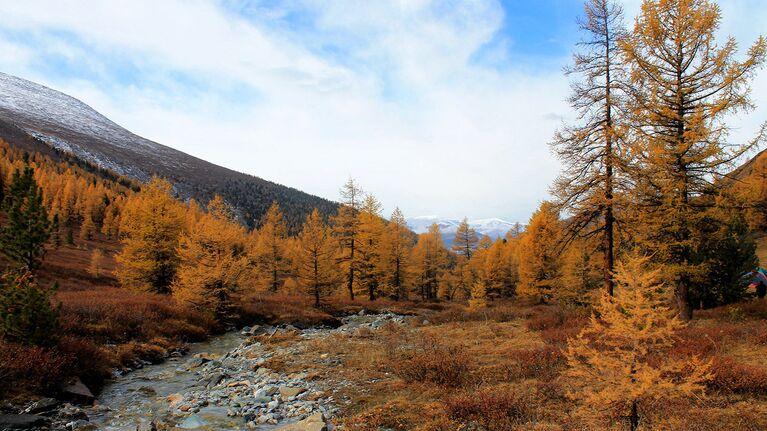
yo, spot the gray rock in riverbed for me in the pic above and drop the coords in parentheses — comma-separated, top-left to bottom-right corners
(0, 414, 50, 430)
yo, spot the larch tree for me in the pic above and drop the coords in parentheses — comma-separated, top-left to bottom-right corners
(0, 165, 51, 272)
(564, 255, 711, 430)
(551, 0, 629, 296)
(298, 209, 338, 307)
(483, 238, 515, 299)
(380, 207, 412, 301)
(116, 178, 184, 294)
(333, 178, 363, 300)
(410, 223, 448, 301)
(253, 202, 290, 292)
(517, 202, 564, 303)
(173, 195, 249, 322)
(622, 0, 766, 319)
(356, 194, 385, 300)
(452, 217, 478, 259)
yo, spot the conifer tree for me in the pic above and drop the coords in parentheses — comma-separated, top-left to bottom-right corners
(564, 255, 711, 430)
(410, 224, 448, 301)
(517, 202, 563, 303)
(298, 209, 338, 307)
(380, 208, 413, 300)
(483, 238, 515, 299)
(468, 279, 488, 309)
(0, 271, 60, 347)
(622, 0, 766, 319)
(356, 194, 385, 300)
(452, 217, 478, 259)
(332, 178, 363, 300)
(0, 165, 51, 271)
(552, 0, 629, 296)
(89, 249, 104, 278)
(174, 196, 249, 322)
(116, 178, 184, 294)
(253, 202, 290, 292)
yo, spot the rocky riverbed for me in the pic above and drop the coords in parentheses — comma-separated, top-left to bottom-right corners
(1, 311, 408, 431)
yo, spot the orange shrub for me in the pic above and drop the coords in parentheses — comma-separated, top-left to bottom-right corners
(708, 356, 767, 394)
(0, 340, 72, 398)
(391, 337, 472, 388)
(446, 386, 539, 431)
(508, 346, 565, 381)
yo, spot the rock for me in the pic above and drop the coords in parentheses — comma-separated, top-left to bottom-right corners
(255, 367, 271, 376)
(201, 372, 226, 389)
(227, 380, 251, 388)
(167, 393, 183, 408)
(22, 398, 58, 415)
(179, 404, 192, 412)
(61, 378, 95, 404)
(137, 386, 156, 396)
(58, 404, 89, 421)
(358, 309, 365, 316)
(0, 414, 50, 430)
(177, 414, 207, 429)
(274, 413, 327, 431)
(67, 419, 96, 430)
(279, 387, 305, 398)
(267, 400, 280, 411)
(185, 358, 205, 370)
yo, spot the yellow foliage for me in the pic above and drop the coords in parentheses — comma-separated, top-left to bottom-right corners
(517, 202, 563, 303)
(564, 255, 711, 429)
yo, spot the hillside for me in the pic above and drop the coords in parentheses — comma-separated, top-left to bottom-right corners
(0, 72, 336, 231)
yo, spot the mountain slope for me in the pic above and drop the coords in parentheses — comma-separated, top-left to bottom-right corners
(0, 72, 336, 231)
(406, 216, 518, 246)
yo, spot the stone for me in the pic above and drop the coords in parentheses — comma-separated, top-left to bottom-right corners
(273, 413, 327, 431)
(62, 378, 95, 404)
(22, 398, 58, 415)
(0, 414, 49, 430)
(167, 393, 183, 408)
(279, 387, 305, 398)
(201, 371, 226, 389)
(179, 404, 192, 412)
(67, 419, 97, 430)
(177, 414, 207, 429)
(58, 404, 89, 421)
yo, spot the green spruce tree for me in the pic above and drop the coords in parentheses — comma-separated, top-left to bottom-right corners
(0, 165, 51, 271)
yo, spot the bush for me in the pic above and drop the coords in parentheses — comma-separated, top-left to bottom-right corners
(446, 386, 539, 431)
(391, 337, 472, 388)
(708, 357, 767, 394)
(0, 340, 72, 398)
(508, 346, 566, 381)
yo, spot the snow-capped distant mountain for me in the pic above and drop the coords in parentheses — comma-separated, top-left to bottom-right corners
(0, 72, 335, 230)
(406, 216, 519, 246)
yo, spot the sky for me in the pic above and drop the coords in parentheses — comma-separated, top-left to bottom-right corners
(0, 0, 765, 223)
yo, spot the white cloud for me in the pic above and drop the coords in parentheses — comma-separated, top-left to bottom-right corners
(0, 0, 764, 223)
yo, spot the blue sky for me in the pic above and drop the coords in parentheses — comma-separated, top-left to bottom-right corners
(0, 0, 765, 222)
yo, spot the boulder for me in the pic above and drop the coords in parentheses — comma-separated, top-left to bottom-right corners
(0, 414, 50, 430)
(177, 414, 207, 429)
(61, 378, 95, 404)
(21, 398, 58, 415)
(274, 413, 327, 431)
(279, 387, 305, 398)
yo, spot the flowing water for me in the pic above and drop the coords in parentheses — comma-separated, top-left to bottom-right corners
(87, 332, 253, 431)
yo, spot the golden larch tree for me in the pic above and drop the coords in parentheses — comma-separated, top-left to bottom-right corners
(252, 202, 290, 292)
(622, 0, 766, 319)
(356, 194, 385, 300)
(380, 207, 413, 300)
(452, 217, 478, 259)
(297, 209, 338, 307)
(410, 223, 448, 301)
(332, 178, 363, 300)
(564, 255, 711, 430)
(173, 195, 249, 322)
(517, 202, 564, 303)
(116, 178, 184, 294)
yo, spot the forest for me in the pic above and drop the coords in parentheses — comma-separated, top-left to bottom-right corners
(2, 0, 767, 430)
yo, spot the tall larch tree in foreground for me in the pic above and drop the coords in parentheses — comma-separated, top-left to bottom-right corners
(174, 196, 249, 322)
(333, 178, 363, 300)
(564, 256, 711, 430)
(380, 208, 413, 300)
(622, 0, 766, 319)
(253, 202, 289, 292)
(116, 178, 184, 294)
(452, 217, 478, 259)
(0, 165, 51, 272)
(356, 194, 385, 300)
(551, 0, 628, 296)
(298, 209, 338, 307)
(517, 202, 563, 303)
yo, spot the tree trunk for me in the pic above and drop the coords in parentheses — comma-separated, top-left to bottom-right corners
(629, 400, 639, 431)
(347, 239, 355, 300)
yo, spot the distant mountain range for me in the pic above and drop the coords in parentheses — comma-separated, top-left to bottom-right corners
(0, 72, 336, 231)
(406, 216, 519, 246)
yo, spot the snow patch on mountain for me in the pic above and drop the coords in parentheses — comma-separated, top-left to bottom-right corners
(406, 216, 519, 245)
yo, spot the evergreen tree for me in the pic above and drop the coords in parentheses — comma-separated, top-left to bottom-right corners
(0, 165, 51, 271)
(0, 271, 60, 347)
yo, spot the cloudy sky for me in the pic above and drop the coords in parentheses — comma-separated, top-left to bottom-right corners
(0, 0, 765, 222)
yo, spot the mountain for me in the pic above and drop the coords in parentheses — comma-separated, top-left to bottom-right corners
(406, 216, 519, 246)
(0, 72, 336, 231)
